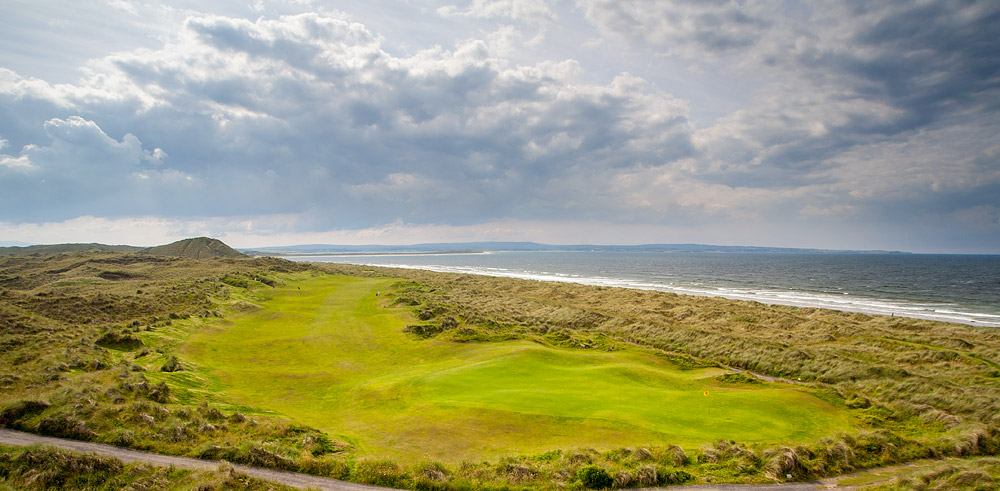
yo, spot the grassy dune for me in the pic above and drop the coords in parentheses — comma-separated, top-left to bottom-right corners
(183, 274, 851, 463)
(2, 251, 1000, 489)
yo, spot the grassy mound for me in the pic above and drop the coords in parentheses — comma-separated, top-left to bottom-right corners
(146, 237, 245, 259)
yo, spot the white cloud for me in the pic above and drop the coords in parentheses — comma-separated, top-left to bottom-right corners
(438, 0, 556, 27)
(1, 4, 998, 252)
(0, 153, 34, 171)
(1, 12, 701, 226)
(106, 0, 138, 15)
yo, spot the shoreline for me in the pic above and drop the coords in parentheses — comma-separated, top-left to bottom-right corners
(253, 251, 490, 258)
(287, 256, 1000, 328)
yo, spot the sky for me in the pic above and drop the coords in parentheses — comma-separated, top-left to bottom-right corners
(1, 1, 998, 253)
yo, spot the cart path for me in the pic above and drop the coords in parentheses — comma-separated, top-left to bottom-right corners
(1, 427, 863, 490)
(0, 427, 381, 491)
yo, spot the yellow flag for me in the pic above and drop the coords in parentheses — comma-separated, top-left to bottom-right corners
(703, 390, 710, 397)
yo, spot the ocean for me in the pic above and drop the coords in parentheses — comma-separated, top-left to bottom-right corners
(286, 251, 1000, 327)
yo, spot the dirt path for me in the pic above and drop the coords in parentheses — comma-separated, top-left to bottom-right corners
(724, 365, 810, 385)
(0, 428, 381, 491)
(1, 427, 872, 490)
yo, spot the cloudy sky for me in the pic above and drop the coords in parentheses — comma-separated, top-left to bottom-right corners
(1, 1, 998, 253)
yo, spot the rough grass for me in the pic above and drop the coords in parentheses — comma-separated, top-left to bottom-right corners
(2, 252, 1000, 490)
(0, 444, 295, 490)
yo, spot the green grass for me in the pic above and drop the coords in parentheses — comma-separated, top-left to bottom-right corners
(182, 274, 853, 463)
(5, 251, 998, 488)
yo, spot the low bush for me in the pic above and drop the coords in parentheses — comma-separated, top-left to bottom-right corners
(0, 446, 122, 488)
(95, 330, 143, 350)
(577, 464, 613, 489)
(354, 459, 407, 487)
(244, 444, 297, 471)
(0, 399, 50, 426)
(147, 381, 170, 403)
(715, 372, 762, 384)
(36, 413, 95, 440)
(299, 456, 351, 480)
(221, 274, 251, 289)
(160, 355, 181, 372)
(404, 324, 441, 338)
(663, 444, 688, 467)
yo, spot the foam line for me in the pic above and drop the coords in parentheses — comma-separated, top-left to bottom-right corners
(290, 256, 1000, 328)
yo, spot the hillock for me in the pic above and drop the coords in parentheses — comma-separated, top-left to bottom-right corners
(145, 237, 245, 259)
(0, 243, 143, 256)
(0, 237, 244, 259)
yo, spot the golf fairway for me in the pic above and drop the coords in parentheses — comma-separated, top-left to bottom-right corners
(183, 274, 854, 463)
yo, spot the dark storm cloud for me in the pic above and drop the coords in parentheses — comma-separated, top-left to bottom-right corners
(1, 2, 998, 252)
(0, 13, 693, 228)
(807, 1, 1000, 130)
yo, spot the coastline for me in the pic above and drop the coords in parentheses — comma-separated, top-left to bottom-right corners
(285, 255, 1000, 328)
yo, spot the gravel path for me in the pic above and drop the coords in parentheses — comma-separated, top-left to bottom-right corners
(1, 427, 855, 490)
(0, 428, 381, 491)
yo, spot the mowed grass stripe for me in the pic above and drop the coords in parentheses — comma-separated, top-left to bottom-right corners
(183, 274, 854, 463)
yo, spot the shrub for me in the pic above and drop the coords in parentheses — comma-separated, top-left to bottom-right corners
(577, 464, 613, 489)
(222, 274, 250, 288)
(632, 447, 653, 462)
(161, 425, 192, 443)
(613, 470, 633, 488)
(104, 428, 137, 446)
(299, 456, 351, 480)
(715, 372, 762, 384)
(244, 444, 297, 471)
(761, 447, 803, 480)
(36, 413, 95, 440)
(148, 381, 170, 402)
(304, 432, 339, 456)
(497, 462, 536, 483)
(664, 445, 688, 466)
(354, 460, 406, 487)
(417, 461, 450, 482)
(161, 355, 181, 372)
(660, 468, 693, 485)
(95, 330, 143, 350)
(0, 400, 50, 427)
(404, 324, 442, 338)
(1, 447, 122, 488)
(199, 404, 225, 421)
(196, 444, 238, 461)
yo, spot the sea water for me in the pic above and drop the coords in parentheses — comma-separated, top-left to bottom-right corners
(287, 251, 1000, 327)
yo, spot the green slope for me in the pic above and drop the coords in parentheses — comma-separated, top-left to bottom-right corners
(145, 237, 245, 258)
(0, 243, 143, 256)
(183, 274, 853, 463)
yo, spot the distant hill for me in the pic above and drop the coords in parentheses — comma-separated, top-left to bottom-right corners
(0, 237, 244, 258)
(145, 237, 245, 258)
(0, 243, 144, 256)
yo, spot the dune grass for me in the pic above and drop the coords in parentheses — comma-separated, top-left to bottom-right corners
(0, 444, 294, 490)
(4, 251, 999, 489)
(182, 274, 852, 463)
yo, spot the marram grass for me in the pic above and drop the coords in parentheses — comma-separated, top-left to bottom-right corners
(2, 252, 1000, 490)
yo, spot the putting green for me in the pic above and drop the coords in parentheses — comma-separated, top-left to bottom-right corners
(183, 274, 853, 463)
